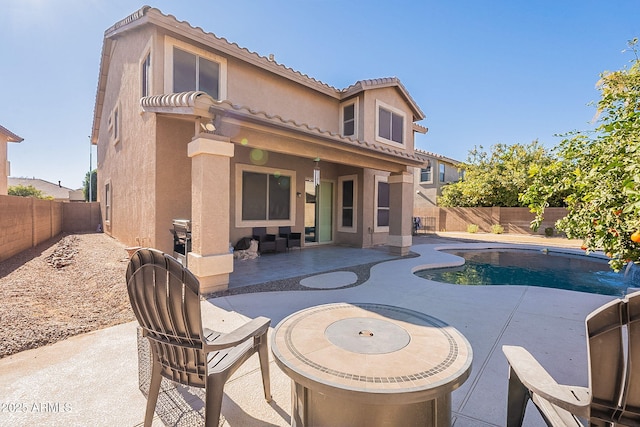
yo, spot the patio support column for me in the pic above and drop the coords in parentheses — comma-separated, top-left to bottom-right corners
(388, 171, 413, 256)
(187, 133, 234, 293)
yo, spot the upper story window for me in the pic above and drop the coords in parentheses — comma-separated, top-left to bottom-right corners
(164, 36, 227, 100)
(108, 103, 120, 145)
(340, 98, 358, 137)
(375, 100, 405, 147)
(141, 52, 151, 97)
(420, 165, 432, 183)
(439, 163, 446, 182)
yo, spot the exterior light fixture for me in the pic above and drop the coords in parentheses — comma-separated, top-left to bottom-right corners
(313, 157, 320, 187)
(200, 121, 216, 132)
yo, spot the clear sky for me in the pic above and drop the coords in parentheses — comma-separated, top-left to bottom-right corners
(1, 0, 637, 189)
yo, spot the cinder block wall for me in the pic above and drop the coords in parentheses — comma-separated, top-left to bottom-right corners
(0, 195, 35, 261)
(413, 206, 568, 235)
(0, 196, 100, 262)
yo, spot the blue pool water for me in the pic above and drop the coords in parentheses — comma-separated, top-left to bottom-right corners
(414, 249, 628, 296)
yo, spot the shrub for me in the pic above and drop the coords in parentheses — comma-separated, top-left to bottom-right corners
(544, 227, 554, 237)
(491, 224, 504, 234)
(467, 224, 479, 233)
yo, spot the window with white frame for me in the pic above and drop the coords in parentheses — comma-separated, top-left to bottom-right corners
(338, 175, 357, 232)
(236, 164, 296, 227)
(108, 103, 120, 145)
(420, 165, 432, 183)
(340, 98, 358, 137)
(375, 100, 405, 146)
(164, 37, 227, 100)
(374, 175, 390, 231)
(104, 182, 111, 223)
(141, 51, 151, 98)
(439, 163, 446, 182)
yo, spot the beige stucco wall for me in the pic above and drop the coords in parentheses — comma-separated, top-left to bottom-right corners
(229, 146, 390, 249)
(155, 117, 193, 253)
(362, 87, 416, 155)
(97, 27, 159, 249)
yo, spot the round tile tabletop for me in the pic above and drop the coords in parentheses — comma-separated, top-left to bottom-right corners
(272, 302, 473, 407)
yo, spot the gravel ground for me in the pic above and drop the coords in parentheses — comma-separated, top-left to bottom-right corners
(0, 233, 134, 358)
(0, 232, 411, 359)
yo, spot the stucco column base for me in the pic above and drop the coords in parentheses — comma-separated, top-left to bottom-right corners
(388, 172, 414, 257)
(388, 235, 412, 256)
(187, 252, 233, 294)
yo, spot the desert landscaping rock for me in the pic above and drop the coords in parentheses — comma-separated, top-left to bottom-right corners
(0, 233, 134, 358)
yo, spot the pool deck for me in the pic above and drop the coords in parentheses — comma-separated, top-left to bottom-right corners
(0, 233, 619, 426)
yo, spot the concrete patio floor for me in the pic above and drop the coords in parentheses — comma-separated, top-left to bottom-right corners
(0, 233, 618, 426)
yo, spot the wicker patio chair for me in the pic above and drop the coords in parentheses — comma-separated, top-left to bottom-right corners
(126, 248, 271, 427)
(502, 290, 640, 426)
(278, 226, 301, 250)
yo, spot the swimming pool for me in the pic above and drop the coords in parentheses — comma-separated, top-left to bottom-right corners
(414, 248, 628, 296)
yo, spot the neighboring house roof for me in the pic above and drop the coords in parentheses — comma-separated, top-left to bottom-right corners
(415, 149, 461, 166)
(8, 177, 76, 200)
(91, 6, 426, 144)
(0, 125, 23, 143)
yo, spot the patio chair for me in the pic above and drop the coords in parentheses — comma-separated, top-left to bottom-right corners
(502, 290, 640, 427)
(252, 227, 285, 253)
(126, 248, 272, 427)
(278, 226, 302, 250)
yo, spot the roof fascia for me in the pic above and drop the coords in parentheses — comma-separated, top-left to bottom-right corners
(0, 125, 23, 142)
(114, 7, 341, 100)
(341, 79, 425, 121)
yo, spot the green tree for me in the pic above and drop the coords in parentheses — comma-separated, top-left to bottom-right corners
(438, 141, 558, 207)
(8, 185, 52, 199)
(83, 169, 97, 202)
(521, 39, 640, 271)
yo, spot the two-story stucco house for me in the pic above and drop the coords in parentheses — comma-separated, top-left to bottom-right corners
(91, 6, 429, 292)
(0, 125, 23, 196)
(414, 149, 462, 209)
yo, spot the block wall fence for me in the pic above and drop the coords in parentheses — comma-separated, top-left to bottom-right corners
(413, 207, 568, 235)
(0, 195, 101, 262)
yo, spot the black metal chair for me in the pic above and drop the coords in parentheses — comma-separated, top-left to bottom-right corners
(279, 226, 302, 251)
(126, 248, 271, 427)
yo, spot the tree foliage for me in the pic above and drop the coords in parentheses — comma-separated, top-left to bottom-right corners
(521, 39, 640, 271)
(438, 141, 558, 207)
(83, 169, 97, 202)
(8, 185, 52, 199)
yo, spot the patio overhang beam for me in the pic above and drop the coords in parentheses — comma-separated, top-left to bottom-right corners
(210, 105, 426, 173)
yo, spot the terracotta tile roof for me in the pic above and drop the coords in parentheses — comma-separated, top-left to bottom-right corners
(0, 124, 23, 142)
(415, 148, 461, 165)
(341, 77, 425, 120)
(211, 99, 429, 165)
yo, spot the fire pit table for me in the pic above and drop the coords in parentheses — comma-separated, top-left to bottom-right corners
(271, 302, 472, 427)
